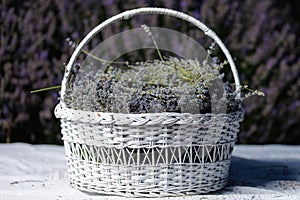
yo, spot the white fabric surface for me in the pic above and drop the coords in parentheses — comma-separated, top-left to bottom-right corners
(0, 143, 299, 200)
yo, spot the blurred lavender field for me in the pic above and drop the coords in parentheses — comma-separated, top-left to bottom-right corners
(1, 0, 299, 144)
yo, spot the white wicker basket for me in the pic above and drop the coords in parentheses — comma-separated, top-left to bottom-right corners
(55, 7, 244, 197)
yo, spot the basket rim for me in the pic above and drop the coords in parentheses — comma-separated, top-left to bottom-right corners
(55, 102, 244, 124)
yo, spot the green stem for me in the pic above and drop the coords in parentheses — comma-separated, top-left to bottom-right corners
(81, 49, 128, 64)
(30, 85, 61, 93)
(150, 35, 164, 62)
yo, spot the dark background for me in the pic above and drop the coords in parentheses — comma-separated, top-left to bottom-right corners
(1, 0, 299, 144)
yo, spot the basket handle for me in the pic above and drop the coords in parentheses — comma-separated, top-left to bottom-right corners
(60, 7, 241, 101)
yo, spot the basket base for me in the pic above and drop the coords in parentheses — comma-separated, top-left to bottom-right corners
(66, 157, 230, 197)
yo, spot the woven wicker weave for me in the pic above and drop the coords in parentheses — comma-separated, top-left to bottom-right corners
(55, 7, 244, 197)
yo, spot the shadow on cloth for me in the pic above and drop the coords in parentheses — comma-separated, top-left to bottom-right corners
(227, 156, 300, 187)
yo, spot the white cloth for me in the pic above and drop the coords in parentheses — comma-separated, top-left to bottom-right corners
(0, 143, 299, 200)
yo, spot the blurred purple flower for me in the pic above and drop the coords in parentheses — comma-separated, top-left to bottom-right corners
(0, 0, 299, 144)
